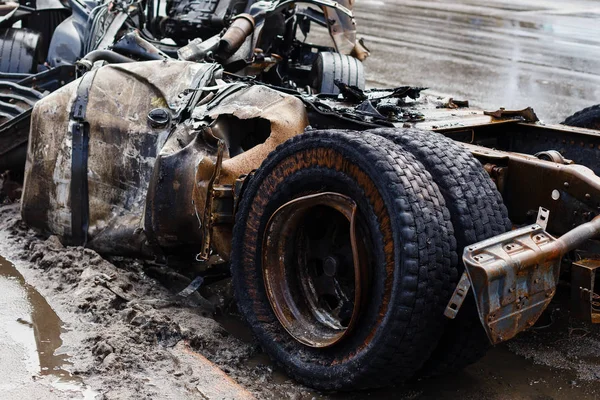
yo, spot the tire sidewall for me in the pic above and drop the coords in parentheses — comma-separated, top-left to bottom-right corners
(231, 137, 411, 386)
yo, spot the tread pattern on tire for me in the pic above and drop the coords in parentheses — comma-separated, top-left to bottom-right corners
(230, 129, 456, 390)
(368, 127, 512, 376)
(562, 104, 600, 130)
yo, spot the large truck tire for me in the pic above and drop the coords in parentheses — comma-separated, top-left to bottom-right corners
(562, 104, 600, 130)
(369, 127, 512, 376)
(0, 28, 44, 74)
(311, 52, 365, 94)
(230, 130, 457, 390)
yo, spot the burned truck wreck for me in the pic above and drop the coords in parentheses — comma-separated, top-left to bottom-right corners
(0, 0, 367, 178)
(18, 57, 600, 390)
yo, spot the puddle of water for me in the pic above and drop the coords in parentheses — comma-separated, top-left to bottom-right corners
(0, 255, 97, 399)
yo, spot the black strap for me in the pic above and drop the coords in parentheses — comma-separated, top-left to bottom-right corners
(69, 70, 97, 246)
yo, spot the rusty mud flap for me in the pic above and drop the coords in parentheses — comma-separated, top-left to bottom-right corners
(445, 216, 600, 344)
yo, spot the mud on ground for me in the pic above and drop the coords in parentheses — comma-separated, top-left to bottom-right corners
(0, 203, 318, 400)
(2, 201, 600, 400)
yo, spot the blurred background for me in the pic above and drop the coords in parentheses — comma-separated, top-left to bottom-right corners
(355, 0, 600, 123)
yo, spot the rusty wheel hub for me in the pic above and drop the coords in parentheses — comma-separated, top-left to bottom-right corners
(262, 192, 369, 348)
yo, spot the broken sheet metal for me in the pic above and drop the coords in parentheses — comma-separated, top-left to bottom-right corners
(321, 0, 358, 56)
(484, 107, 540, 123)
(310, 82, 427, 126)
(21, 59, 308, 259)
(460, 216, 600, 344)
(308, 83, 523, 131)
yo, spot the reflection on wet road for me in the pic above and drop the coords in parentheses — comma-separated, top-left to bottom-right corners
(0, 255, 95, 399)
(358, 0, 600, 123)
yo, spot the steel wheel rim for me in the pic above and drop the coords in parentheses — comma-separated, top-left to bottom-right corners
(262, 192, 369, 348)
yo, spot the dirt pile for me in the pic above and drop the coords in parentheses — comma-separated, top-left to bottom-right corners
(0, 204, 309, 399)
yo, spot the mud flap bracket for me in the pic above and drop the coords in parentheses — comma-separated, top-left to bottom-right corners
(459, 224, 561, 344)
(444, 271, 471, 319)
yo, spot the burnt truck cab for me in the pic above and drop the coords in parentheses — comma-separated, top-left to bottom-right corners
(20, 58, 600, 390)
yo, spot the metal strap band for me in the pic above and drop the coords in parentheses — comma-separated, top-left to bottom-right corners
(69, 70, 97, 246)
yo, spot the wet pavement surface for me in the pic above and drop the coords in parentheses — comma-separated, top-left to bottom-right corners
(0, 255, 96, 399)
(358, 0, 600, 123)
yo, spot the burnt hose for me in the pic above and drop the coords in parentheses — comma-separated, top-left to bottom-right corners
(76, 50, 136, 73)
(82, 50, 136, 64)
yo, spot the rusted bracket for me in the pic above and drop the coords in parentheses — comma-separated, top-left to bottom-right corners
(463, 224, 560, 344)
(444, 272, 471, 319)
(445, 207, 552, 321)
(484, 107, 539, 123)
(571, 259, 600, 324)
(233, 173, 253, 216)
(454, 216, 600, 344)
(536, 207, 550, 230)
(197, 140, 225, 261)
(196, 140, 234, 262)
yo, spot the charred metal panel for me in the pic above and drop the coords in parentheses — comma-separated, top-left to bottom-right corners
(22, 60, 209, 254)
(189, 84, 309, 259)
(144, 82, 308, 258)
(463, 225, 561, 344)
(22, 60, 309, 260)
(145, 128, 215, 249)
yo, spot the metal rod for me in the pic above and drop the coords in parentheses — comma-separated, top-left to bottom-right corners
(557, 215, 600, 255)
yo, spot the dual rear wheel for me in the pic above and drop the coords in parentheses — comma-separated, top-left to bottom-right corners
(230, 128, 510, 390)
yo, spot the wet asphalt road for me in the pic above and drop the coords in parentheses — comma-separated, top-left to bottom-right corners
(0, 256, 94, 399)
(358, 0, 600, 123)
